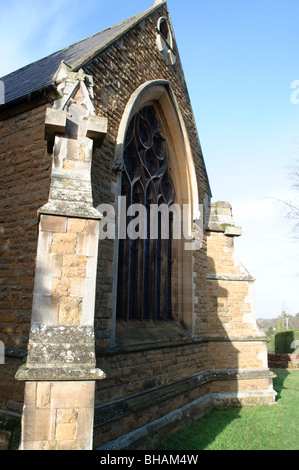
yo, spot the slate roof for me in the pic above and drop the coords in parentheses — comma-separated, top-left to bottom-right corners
(0, 2, 163, 107)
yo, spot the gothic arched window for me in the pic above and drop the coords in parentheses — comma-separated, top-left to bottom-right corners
(116, 104, 176, 322)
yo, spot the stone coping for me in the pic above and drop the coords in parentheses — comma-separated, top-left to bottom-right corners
(94, 368, 276, 427)
(206, 273, 256, 282)
(15, 366, 106, 382)
(7, 332, 268, 364)
(97, 333, 268, 355)
(96, 388, 277, 451)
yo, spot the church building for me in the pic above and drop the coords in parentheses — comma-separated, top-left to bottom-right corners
(0, 0, 276, 450)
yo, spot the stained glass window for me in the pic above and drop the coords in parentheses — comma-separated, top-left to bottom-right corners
(117, 105, 176, 322)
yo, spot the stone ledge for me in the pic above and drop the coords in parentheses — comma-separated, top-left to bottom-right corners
(115, 320, 192, 349)
(206, 223, 242, 236)
(5, 348, 27, 360)
(96, 388, 277, 450)
(38, 201, 103, 220)
(97, 334, 268, 355)
(15, 366, 106, 382)
(206, 273, 256, 282)
(203, 335, 268, 343)
(94, 368, 275, 428)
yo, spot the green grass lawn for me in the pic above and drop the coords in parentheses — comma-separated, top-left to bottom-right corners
(158, 370, 299, 450)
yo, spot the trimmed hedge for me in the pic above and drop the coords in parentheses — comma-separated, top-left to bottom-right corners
(275, 330, 299, 354)
(268, 353, 299, 369)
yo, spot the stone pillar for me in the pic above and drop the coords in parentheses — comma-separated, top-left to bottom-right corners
(16, 216, 105, 450)
(16, 64, 108, 450)
(19, 382, 98, 450)
(206, 201, 276, 405)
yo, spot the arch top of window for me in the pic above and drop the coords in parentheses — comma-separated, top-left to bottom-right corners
(157, 17, 171, 44)
(113, 81, 169, 171)
(113, 80, 200, 218)
(122, 104, 174, 202)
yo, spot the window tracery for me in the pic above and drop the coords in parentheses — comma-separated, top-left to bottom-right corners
(116, 104, 176, 322)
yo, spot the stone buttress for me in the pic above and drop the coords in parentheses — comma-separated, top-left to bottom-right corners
(15, 64, 107, 450)
(205, 202, 276, 405)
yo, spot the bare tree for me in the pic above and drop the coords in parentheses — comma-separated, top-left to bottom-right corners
(279, 162, 299, 237)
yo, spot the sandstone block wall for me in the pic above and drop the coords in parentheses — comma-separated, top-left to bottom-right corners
(0, 103, 52, 414)
(205, 202, 270, 399)
(32, 215, 99, 326)
(20, 381, 95, 450)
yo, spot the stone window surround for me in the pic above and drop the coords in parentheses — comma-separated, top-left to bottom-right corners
(110, 80, 199, 346)
(156, 16, 176, 66)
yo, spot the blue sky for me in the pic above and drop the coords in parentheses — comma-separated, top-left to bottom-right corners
(1, 0, 299, 319)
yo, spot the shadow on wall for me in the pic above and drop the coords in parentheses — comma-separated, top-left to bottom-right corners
(153, 254, 243, 450)
(174, 253, 243, 449)
(158, 370, 288, 450)
(206, 254, 240, 374)
(91, 143, 116, 350)
(94, 248, 244, 449)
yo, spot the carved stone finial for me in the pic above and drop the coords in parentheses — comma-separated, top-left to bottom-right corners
(41, 63, 107, 220)
(77, 68, 86, 81)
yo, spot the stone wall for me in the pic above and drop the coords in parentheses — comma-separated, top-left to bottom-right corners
(19, 381, 96, 450)
(0, 103, 52, 414)
(30, 215, 99, 327)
